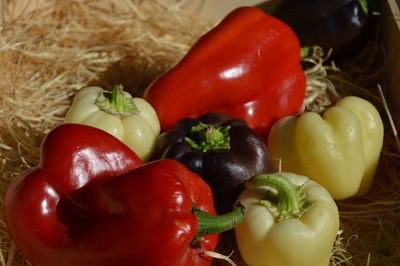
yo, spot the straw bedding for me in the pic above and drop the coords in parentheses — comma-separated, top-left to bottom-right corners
(0, 0, 399, 265)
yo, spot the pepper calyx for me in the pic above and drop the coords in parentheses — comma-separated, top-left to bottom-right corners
(96, 84, 140, 117)
(190, 203, 246, 248)
(184, 122, 231, 152)
(246, 173, 311, 221)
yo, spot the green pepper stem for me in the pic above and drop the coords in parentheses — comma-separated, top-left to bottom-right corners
(301, 46, 311, 59)
(358, 0, 368, 14)
(191, 203, 245, 248)
(184, 122, 231, 152)
(247, 173, 311, 221)
(96, 84, 139, 117)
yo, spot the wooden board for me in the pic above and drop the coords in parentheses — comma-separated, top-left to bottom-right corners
(381, 0, 400, 111)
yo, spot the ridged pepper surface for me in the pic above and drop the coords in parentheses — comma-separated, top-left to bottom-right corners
(267, 96, 384, 200)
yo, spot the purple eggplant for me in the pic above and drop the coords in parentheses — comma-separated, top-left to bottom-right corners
(271, 0, 368, 53)
(152, 112, 273, 213)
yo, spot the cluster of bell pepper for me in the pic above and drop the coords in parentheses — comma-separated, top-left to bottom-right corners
(4, 6, 384, 266)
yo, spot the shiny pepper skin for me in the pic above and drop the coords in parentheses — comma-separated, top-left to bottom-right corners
(64, 85, 160, 162)
(268, 96, 384, 200)
(4, 124, 239, 266)
(143, 6, 306, 139)
(235, 172, 339, 266)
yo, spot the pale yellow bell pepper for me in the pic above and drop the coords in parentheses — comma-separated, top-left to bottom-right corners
(64, 85, 160, 161)
(235, 172, 339, 266)
(267, 96, 384, 200)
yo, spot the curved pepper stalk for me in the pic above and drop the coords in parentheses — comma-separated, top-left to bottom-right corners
(235, 172, 339, 266)
(192, 203, 246, 248)
(246, 174, 311, 221)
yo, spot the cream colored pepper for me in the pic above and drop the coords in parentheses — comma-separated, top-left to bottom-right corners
(267, 96, 384, 200)
(64, 85, 160, 161)
(235, 172, 339, 266)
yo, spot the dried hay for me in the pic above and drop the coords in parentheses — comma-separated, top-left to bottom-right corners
(304, 43, 400, 266)
(0, 0, 399, 265)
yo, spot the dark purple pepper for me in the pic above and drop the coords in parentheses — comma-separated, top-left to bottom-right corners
(152, 112, 273, 214)
(271, 0, 368, 53)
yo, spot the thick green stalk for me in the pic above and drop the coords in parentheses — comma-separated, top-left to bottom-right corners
(191, 203, 245, 248)
(247, 173, 311, 221)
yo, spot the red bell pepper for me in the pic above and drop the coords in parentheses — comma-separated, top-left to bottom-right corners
(4, 124, 244, 266)
(143, 6, 306, 138)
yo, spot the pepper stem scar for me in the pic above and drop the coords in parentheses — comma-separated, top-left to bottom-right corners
(96, 84, 139, 117)
(184, 122, 231, 152)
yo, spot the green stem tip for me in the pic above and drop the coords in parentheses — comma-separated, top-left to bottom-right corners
(301, 46, 312, 59)
(191, 203, 246, 248)
(247, 173, 311, 221)
(358, 0, 368, 14)
(184, 122, 231, 152)
(96, 84, 139, 117)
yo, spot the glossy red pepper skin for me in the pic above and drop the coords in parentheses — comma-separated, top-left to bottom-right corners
(143, 6, 306, 138)
(4, 124, 143, 265)
(4, 124, 218, 265)
(87, 159, 218, 266)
